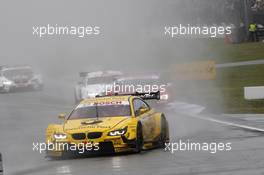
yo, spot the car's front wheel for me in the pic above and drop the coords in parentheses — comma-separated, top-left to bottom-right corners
(135, 122, 143, 153)
(2, 85, 11, 93)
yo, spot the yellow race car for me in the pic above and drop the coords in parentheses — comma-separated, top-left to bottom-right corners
(46, 91, 169, 158)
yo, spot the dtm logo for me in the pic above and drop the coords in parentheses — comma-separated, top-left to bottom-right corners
(0, 153, 3, 175)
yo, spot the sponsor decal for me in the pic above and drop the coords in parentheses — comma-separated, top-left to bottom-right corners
(81, 120, 103, 125)
(170, 60, 216, 80)
(65, 125, 111, 131)
(77, 101, 129, 108)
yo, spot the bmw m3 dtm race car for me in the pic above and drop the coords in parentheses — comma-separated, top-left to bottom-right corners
(0, 66, 43, 93)
(74, 70, 122, 103)
(46, 91, 169, 158)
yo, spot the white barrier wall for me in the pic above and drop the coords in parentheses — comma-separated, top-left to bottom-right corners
(244, 86, 264, 100)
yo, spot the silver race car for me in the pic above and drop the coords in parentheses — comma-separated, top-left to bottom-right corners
(74, 70, 122, 103)
(0, 66, 43, 93)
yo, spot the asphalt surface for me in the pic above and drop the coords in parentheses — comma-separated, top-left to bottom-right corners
(1, 80, 264, 175)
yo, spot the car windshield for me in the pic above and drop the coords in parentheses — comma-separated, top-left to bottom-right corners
(86, 76, 115, 85)
(68, 104, 131, 119)
(3, 68, 33, 80)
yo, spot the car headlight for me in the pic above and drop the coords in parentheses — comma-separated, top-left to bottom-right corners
(108, 127, 128, 136)
(3, 81, 13, 85)
(160, 94, 169, 100)
(53, 133, 67, 140)
(88, 93, 98, 97)
(84, 92, 98, 98)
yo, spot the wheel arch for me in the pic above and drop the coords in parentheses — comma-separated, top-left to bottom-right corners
(46, 124, 64, 143)
(153, 113, 169, 141)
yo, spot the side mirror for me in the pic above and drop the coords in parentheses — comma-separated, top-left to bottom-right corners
(58, 113, 66, 119)
(139, 108, 148, 115)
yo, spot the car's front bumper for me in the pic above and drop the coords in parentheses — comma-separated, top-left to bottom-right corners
(0, 85, 4, 91)
(46, 135, 137, 157)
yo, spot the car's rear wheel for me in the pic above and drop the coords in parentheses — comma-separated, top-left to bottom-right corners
(159, 115, 167, 148)
(135, 123, 143, 153)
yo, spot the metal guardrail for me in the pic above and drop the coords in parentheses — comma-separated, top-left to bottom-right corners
(216, 59, 264, 68)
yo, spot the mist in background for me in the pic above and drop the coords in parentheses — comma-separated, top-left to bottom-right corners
(0, 0, 241, 74)
(0, 0, 243, 112)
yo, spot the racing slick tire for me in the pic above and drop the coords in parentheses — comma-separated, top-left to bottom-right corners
(135, 122, 143, 153)
(158, 115, 168, 148)
(1, 85, 11, 93)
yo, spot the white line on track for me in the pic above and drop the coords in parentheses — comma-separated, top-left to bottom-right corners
(185, 113, 264, 132)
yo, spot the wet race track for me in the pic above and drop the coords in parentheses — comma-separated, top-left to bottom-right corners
(1, 80, 264, 175)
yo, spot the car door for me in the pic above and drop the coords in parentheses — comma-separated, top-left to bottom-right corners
(133, 98, 154, 141)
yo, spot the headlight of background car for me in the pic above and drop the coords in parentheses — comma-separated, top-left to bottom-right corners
(160, 94, 169, 100)
(53, 133, 67, 140)
(3, 80, 13, 86)
(108, 126, 128, 136)
(87, 93, 99, 98)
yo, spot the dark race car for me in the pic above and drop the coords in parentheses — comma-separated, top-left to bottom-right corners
(112, 75, 172, 103)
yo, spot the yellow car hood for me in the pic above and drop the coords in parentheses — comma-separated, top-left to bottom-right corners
(63, 117, 129, 133)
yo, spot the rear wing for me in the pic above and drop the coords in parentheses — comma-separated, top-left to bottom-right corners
(132, 91, 160, 100)
(79, 71, 122, 78)
(79, 71, 103, 78)
(97, 91, 160, 100)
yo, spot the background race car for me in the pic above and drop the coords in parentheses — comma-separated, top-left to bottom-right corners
(112, 75, 172, 103)
(46, 91, 169, 158)
(0, 66, 43, 93)
(74, 70, 122, 103)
